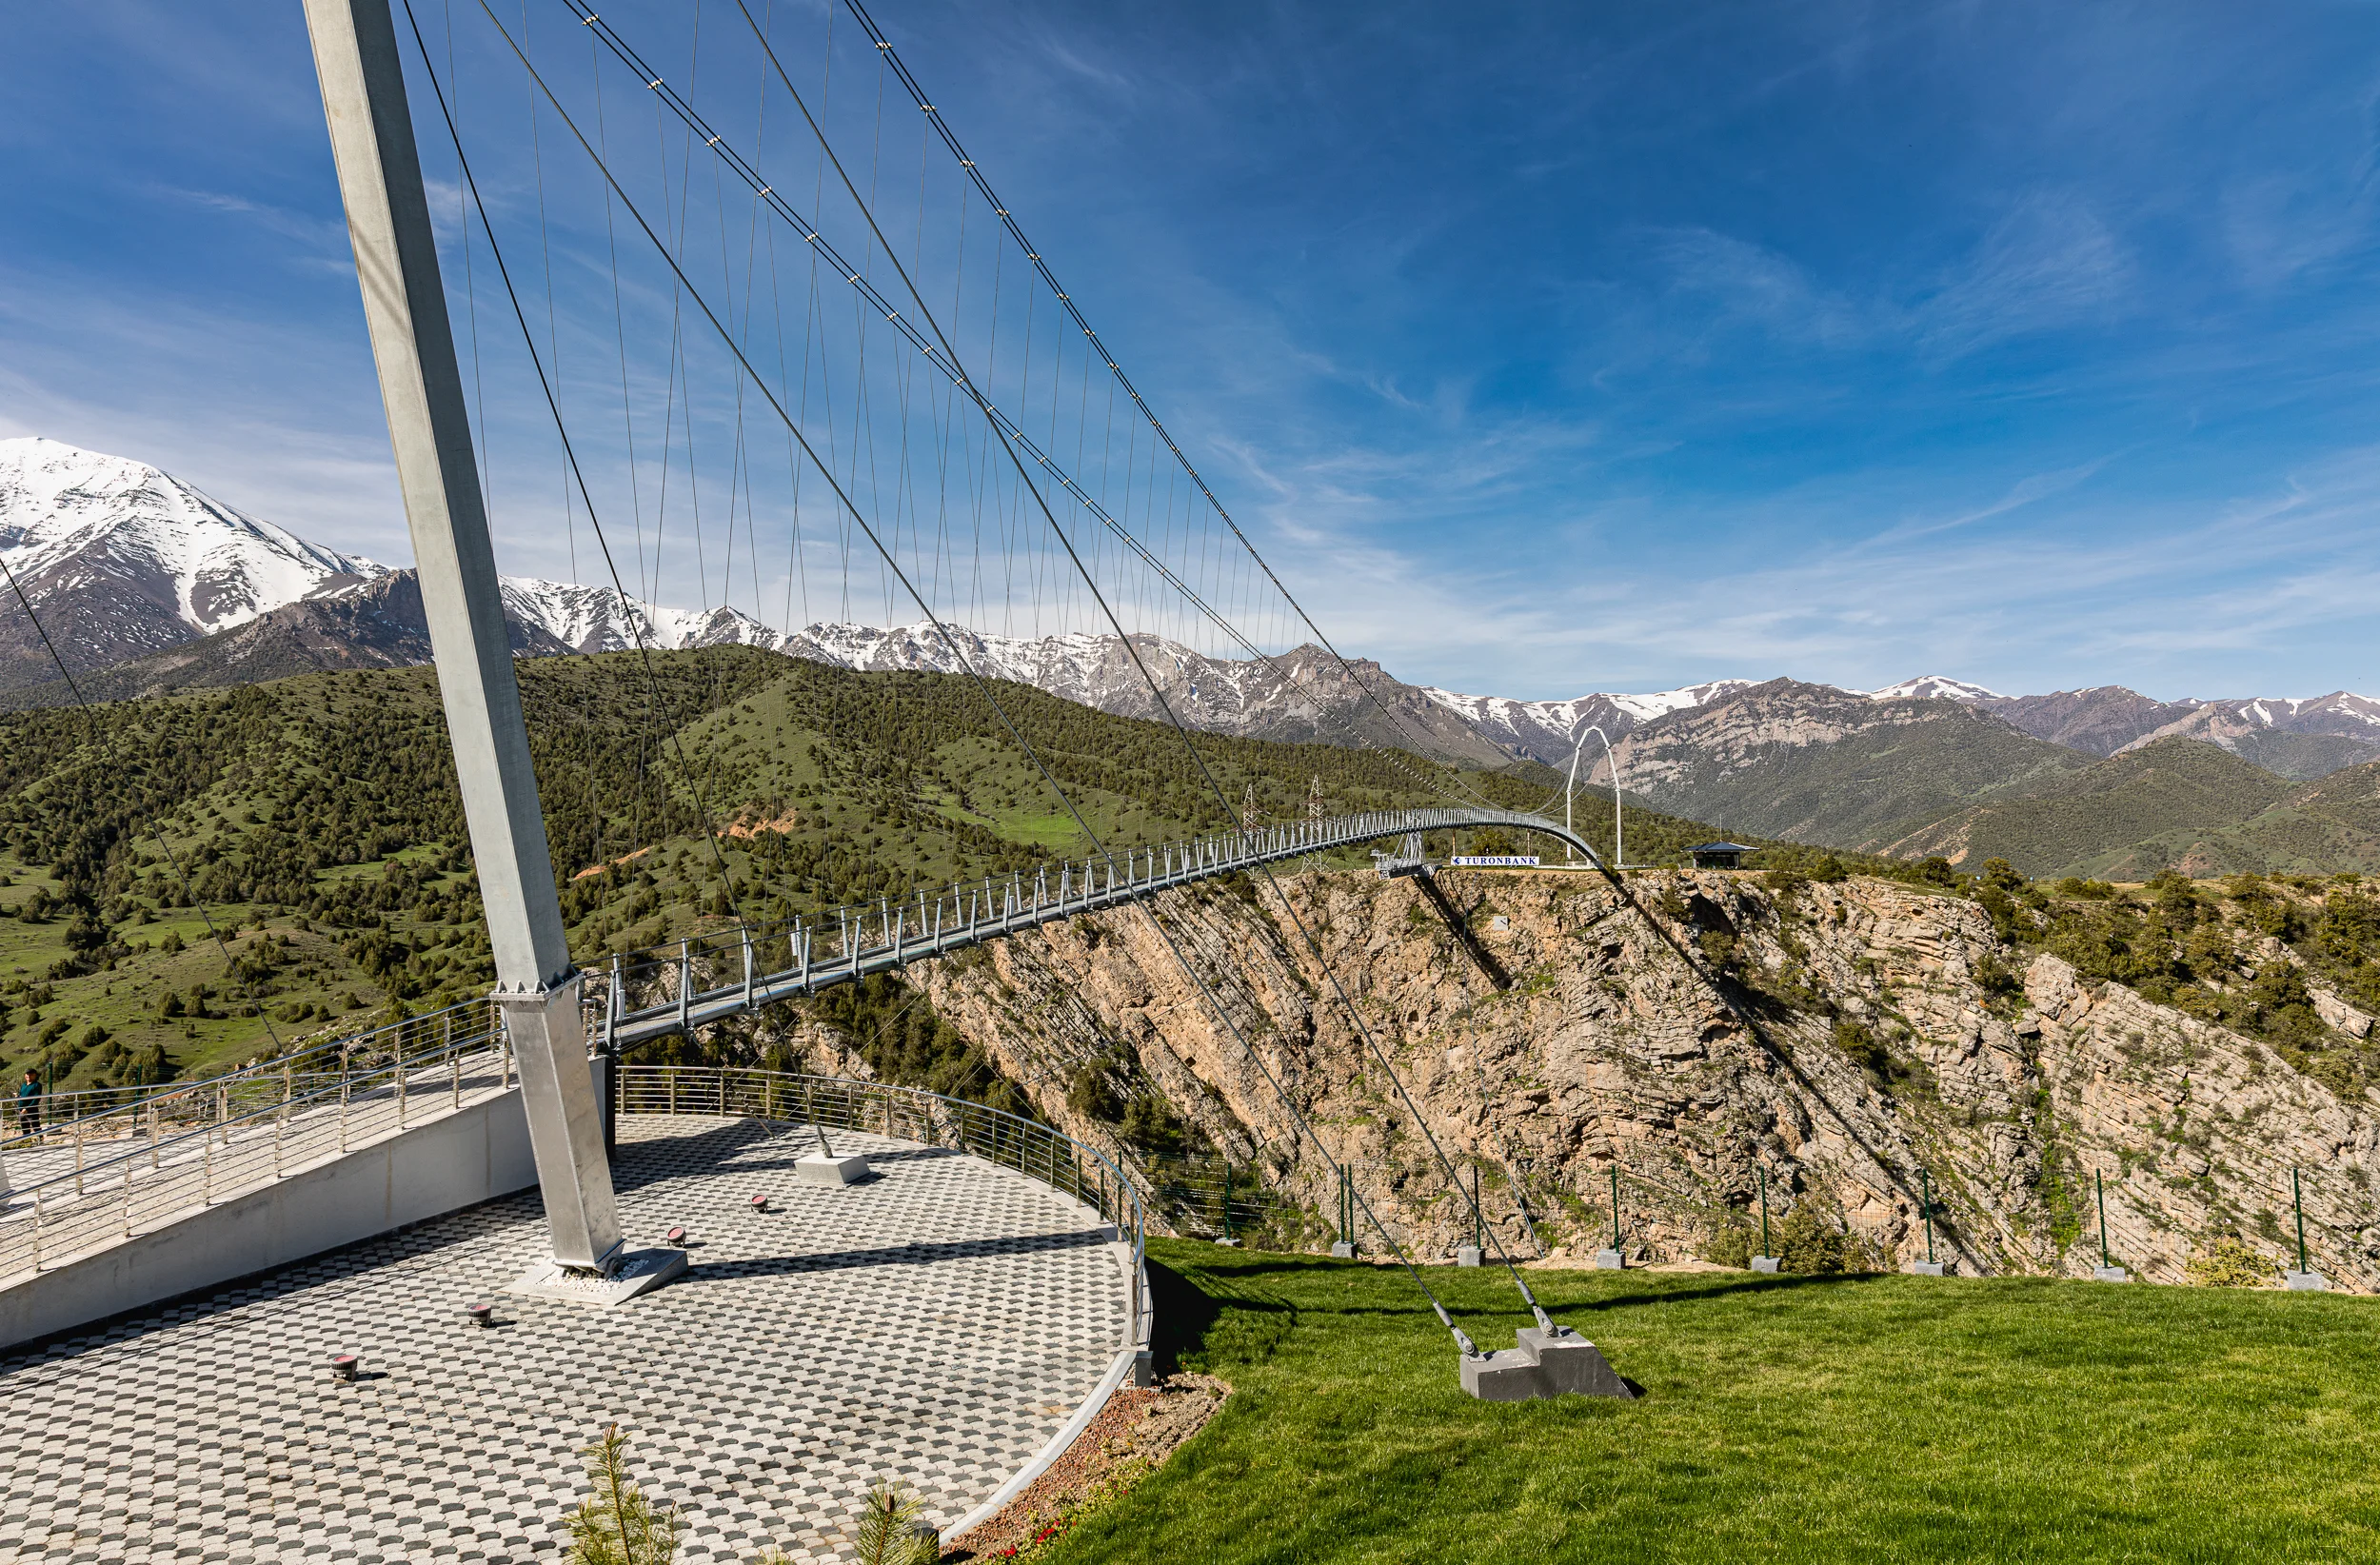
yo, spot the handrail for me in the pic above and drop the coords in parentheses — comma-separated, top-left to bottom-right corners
(0, 996, 497, 1157)
(616, 1064, 1149, 1351)
(0, 1017, 514, 1281)
(12, 807, 1591, 1155)
(597, 806, 1594, 1047)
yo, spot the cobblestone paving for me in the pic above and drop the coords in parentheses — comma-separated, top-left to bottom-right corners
(0, 1115, 1128, 1563)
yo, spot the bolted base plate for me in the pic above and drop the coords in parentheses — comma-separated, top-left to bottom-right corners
(795, 1153, 872, 1186)
(1594, 1249, 1625, 1270)
(506, 1244, 687, 1306)
(1459, 1324, 1636, 1402)
(2285, 1270, 2330, 1292)
(2093, 1265, 2131, 1283)
(1750, 1256, 1780, 1274)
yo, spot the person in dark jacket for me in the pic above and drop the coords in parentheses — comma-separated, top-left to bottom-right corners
(13, 1070, 38, 1137)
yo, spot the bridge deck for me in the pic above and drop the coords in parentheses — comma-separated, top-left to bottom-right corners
(0, 1114, 1128, 1563)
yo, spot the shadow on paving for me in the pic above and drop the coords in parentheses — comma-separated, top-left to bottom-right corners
(682, 1225, 1115, 1286)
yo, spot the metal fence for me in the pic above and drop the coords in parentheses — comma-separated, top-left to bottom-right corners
(0, 1008, 513, 1280)
(616, 1065, 1147, 1339)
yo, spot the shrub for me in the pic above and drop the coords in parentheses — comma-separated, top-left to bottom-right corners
(847, 1481, 939, 1565)
(1703, 1221, 1753, 1268)
(2185, 1237, 2274, 1288)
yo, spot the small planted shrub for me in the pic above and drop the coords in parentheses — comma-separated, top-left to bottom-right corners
(565, 1423, 679, 1565)
(2185, 1237, 2275, 1289)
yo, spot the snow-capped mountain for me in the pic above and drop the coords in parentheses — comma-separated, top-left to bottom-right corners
(782, 620, 1517, 765)
(495, 577, 783, 654)
(1418, 681, 1758, 765)
(1868, 675, 2003, 702)
(0, 436, 385, 679)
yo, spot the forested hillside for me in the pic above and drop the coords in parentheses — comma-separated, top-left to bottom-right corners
(0, 648, 1739, 1097)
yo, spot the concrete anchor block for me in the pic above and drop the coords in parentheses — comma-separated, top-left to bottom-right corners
(1908, 1260, 1949, 1277)
(2093, 1266, 2130, 1283)
(1594, 1249, 1625, 1270)
(1517, 1326, 1636, 1398)
(1330, 1241, 1357, 1258)
(1750, 1257, 1780, 1274)
(795, 1153, 871, 1186)
(1456, 1246, 1482, 1268)
(1459, 1347, 1548, 1401)
(1213, 1237, 1242, 1248)
(2285, 1271, 2330, 1292)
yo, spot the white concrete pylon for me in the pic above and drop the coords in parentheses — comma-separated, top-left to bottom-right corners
(301, 0, 622, 1271)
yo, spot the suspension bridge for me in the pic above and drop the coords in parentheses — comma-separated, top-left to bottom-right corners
(0, 0, 1636, 1555)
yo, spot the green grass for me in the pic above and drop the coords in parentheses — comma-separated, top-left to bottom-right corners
(1044, 1240, 2380, 1563)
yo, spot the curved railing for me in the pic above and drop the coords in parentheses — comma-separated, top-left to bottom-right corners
(616, 1064, 1149, 1356)
(1, 806, 1590, 1189)
(594, 806, 1592, 1047)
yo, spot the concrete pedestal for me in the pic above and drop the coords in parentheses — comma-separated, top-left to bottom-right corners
(1213, 1237, 1242, 1248)
(1456, 1246, 1482, 1268)
(1594, 1249, 1625, 1270)
(795, 1153, 871, 1186)
(2285, 1270, 2330, 1292)
(506, 1243, 687, 1306)
(1458, 1324, 1635, 1401)
(1750, 1256, 1780, 1274)
(1330, 1241, 1357, 1258)
(1908, 1260, 1948, 1277)
(2093, 1265, 2130, 1283)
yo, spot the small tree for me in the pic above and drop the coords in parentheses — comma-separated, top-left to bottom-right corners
(566, 1424, 680, 1565)
(849, 1481, 940, 1565)
(2185, 1237, 2274, 1288)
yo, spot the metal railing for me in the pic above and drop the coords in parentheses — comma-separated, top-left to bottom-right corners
(617, 1065, 1148, 1342)
(0, 1010, 514, 1281)
(0, 998, 500, 1158)
(596, 806, 1592, 1048)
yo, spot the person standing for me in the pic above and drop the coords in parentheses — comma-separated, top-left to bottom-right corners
(13, 1069, 38, 1137)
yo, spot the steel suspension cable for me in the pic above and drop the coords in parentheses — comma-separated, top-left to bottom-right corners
(477, 6, 1483, 1350)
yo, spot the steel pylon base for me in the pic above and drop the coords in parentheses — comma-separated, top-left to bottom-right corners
(506, 1243, 688, 1306)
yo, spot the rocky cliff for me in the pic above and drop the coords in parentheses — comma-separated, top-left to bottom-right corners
(818, 865, 2380, 1290)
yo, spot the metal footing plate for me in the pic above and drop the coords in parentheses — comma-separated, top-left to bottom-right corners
(506, 1244, 688, 1306)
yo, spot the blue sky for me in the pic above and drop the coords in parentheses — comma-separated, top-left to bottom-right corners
(7, 1, 2380, 702)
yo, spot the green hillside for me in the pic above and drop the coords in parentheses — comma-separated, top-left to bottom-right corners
(1668, 712, 2088, 846)
(0, 648, 1743, 1098)
(1872, 738, 2296, 878)
(1871, 739, 2380, 880)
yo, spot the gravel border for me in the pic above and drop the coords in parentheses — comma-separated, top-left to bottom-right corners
(943, 1373, 1229, 1560)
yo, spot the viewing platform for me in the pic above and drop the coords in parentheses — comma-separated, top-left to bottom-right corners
(0, 1085, 1144, 1563)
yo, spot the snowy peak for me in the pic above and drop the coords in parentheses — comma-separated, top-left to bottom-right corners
(492, 577, 783, 655)
(0, 436, 385, 638)
(1868, 675, 2003, 702)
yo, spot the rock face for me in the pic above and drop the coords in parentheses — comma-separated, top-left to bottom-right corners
(869, 867, 2380, 1289)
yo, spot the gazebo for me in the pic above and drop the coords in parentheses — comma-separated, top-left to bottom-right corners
(1688, 842, 1756, 870)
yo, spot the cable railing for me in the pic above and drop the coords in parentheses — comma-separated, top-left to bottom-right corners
(595, 806, 1590, 1048)
(616, 1065, 1148, 1343)
(0, 1010, 514, 1281)
(0, 998, 499, 1159)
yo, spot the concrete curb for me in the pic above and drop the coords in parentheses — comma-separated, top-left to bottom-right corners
(943, 1210, 1152, 1543)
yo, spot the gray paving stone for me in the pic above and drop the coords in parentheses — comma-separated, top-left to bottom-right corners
(0, 1115, 1126, 1563)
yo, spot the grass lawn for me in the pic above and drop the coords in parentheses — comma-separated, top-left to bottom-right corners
(1042, 1240, 2380, 1563)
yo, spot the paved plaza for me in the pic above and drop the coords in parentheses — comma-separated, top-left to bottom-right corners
(0, 1114, 1130, 1562)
